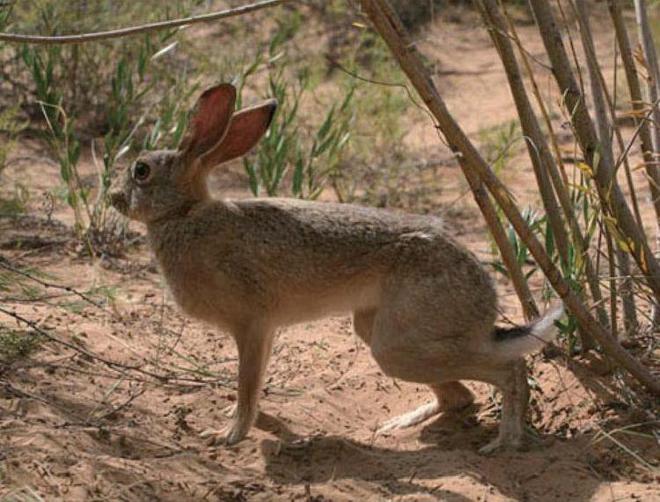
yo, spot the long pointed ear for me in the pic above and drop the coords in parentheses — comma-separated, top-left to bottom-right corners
(200, 99, 277, 168)
(178, 83, 236, 159)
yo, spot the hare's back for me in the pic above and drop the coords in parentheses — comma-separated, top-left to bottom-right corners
(226, 197, 488, 277)
(169, 198, 494, 325)
(231, 198, 495, 317)
(234, 198, 445, 245)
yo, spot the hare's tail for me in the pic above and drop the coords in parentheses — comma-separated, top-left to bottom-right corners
(490, 305, 564, 360)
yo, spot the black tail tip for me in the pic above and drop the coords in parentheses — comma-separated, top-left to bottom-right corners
(493, 325, 530, 342)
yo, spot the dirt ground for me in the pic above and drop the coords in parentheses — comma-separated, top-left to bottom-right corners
(1, 5, 659, 502)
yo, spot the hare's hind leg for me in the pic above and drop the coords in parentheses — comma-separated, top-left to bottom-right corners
(353, 309, 471, 433)
(478, 359, 531, 454)
(377, 382, 474, 434)
(202, 323, 275, 446)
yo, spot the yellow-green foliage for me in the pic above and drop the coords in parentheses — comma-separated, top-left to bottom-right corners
(0, 106, 24, 176)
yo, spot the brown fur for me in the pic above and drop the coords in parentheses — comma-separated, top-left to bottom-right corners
(110, 84, 561, 452)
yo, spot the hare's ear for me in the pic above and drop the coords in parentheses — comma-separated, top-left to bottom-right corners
(201, 100, 277, 168)
(178, 83, 236, 160)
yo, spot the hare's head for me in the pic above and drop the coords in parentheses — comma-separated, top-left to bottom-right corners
(110, 83, 276, 223)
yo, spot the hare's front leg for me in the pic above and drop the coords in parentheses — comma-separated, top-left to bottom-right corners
(202, 324, 274, 446)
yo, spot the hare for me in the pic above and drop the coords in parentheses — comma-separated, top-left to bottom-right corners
(110, 83, 563, 453)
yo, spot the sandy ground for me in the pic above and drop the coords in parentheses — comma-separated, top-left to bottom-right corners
(1, 4, 659, 501)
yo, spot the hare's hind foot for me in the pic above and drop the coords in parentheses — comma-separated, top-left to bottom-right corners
(223, 403, 237, 418)
(377, 400, 441, 434)
(200, 427, 227, 446)
(479, 427, 549, 455)
(377, 381, 474, 434)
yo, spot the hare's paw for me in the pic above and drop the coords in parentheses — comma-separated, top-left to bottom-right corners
(199, 404, 251, 446)
(200, 421, 249, 446)
(225, 420, 251, 445)
(200, 427, 229, 446)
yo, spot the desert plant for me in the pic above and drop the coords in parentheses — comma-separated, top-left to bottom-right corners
(0, 106, 25, 179)
(241, 21, 355, 199)
(18, 20, 193, 251)
(1, 1, 205, 121)
(0, 1, 208, 254)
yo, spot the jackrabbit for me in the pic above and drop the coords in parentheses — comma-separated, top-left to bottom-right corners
(110, 83, 563, 453)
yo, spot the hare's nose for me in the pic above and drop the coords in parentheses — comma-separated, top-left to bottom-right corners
(109, 190, 127, 213)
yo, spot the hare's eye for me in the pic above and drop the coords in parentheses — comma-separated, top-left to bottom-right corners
(133, 162, 151, 182)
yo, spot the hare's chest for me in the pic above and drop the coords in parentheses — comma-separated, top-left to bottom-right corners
(158, 254, 231, 325)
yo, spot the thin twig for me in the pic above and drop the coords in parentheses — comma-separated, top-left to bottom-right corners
(0, 257, 111, 315)
(0, 306, 232, 387)
(93, 386, 147, 422)
(325, 55, 448, 148)
(0, 0, 289, 44)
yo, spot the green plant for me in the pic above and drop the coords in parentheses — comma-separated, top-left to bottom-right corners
(0, 106, 25, 177)
(3, 1, 205, 121)
(0, 106, 28, 217)
(0, 184, 30, 217)
(491, 207, 545, 277)
(241, 22, 354, 199)
(478, 120, 521, 175)
(19, 25, 195, 252)
(292, 86, 354, 199)
(142, 76, 197, 152)
(315, 28, 414, 205)
(0, 2, 206, 254)
(0, 328, 43, 364)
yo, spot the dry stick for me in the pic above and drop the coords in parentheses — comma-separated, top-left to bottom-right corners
(497, 2, 610, 332)
(572, 0, 638, 336)
(605, 228, 619, 340)
(476, 0, 597, 346)
(464, 163, 539, 321)
(92, 387, 147, 423)
(358, 0, 660, 394)
(571, 4, 648, 337)
(634, 0, 660, 156)
(578, 4, 644, 336)
(632, 0, 660, 329)
(477, 1, 570, 266)
(527, 0, 660, 305)
(608, 0, 660, 221)
(0, 0, 289, 44)
(498, 2, 569, 185)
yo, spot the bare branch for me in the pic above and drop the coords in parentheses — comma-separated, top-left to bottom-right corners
(527, 0, 660, 304)
(477, 0, 608, 347)
(358, 0, 660, 395)
(0, 0, 288, 45)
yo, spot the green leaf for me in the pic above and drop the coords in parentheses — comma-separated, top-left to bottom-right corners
(317, 106, 336, 140)
(243, 158, 259, 197)
(292, 153, 304, 197)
